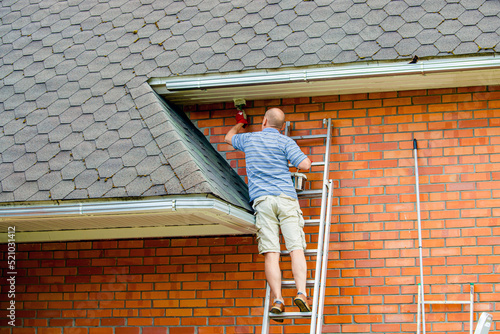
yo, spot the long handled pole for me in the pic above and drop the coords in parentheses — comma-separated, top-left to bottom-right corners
(414, 139, 426, 334)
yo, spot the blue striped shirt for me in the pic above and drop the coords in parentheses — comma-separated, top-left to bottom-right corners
(232, 128, 308, 203)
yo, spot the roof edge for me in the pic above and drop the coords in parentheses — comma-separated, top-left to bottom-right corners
(0, 195, 255, 243)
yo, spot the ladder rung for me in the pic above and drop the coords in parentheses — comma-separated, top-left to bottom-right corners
(282, 280, 315, 287)
(424, 300, 472, 305)
(304, 219, 320, 226)
(281, 249, 317, 256)
(290, 134, 328, 140)
(297, 189, 323, 198)
(269, 311, 312, 320)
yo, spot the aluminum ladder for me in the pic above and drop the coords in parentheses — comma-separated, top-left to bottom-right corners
(413, 139, 475, 334)
(261, 118, 334, 334)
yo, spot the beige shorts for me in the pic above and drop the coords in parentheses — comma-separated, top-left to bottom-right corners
(252, 194, 306, 254)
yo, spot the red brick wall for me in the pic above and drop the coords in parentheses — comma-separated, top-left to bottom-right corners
(1, 85, 499, 334)
(1, 237, 266, 334)
(189, 85, 500, 333)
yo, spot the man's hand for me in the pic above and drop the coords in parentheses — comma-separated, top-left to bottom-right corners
(297, 157, 312, 170)
(236, 110, 249, 126)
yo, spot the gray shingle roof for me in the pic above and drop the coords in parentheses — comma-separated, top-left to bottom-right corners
(1, 0, 499, 206)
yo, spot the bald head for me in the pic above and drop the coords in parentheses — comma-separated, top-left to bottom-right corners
(264, 108, 285, 129)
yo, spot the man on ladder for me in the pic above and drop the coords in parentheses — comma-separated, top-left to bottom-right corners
(225, 107, 312, 321)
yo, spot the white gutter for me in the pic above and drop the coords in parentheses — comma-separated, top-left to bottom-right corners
(0, 196, 254, 223)
(150, 55, 500, 91)
(0, 195, 257, 243)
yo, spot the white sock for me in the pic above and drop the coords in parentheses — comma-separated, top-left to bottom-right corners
(298, 291, 307, 297)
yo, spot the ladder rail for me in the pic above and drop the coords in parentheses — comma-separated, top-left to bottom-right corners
(309, 180, 328, 334)
(470, 284, 474, 334)
(414, 139, 426, 334)
(261, 284, 271, 334)
(321, 119, 332, 189)
(315, 180, 334, 334)
(310, 119, 332, 334)
(417, 284, 422, 334)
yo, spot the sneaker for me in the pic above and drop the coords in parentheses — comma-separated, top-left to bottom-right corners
(270, 300, 285, 322)
(294, 292, 311, 312)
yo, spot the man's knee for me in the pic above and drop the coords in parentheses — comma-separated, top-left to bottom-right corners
(289, 249, 305, 258)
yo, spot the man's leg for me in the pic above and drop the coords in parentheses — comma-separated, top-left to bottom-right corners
(264, 252, 283, 302)
(291, 249, 311, 312)
(276, 196, 311, 312)
(290, 249, 307, 293)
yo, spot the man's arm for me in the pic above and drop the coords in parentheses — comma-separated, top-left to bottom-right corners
(286, 139, 311, 170)
(224, 123, 245, 146)
(297, 157, 312, 170)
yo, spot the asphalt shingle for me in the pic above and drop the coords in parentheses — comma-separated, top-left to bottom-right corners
(438, 20, 462, 35)
(122, 147, 148, 167)
(475, 32, 499, 49)
(48, 124, 72, 143)
(456, 25, 482, 42)
(25, 135, 49, 153)
(2, 173, 26, 192)
(84, 150, 109, 169)
(14, 126, 37, 145)
(111, 167, 137, 187)
(458, 9, 485, 26)
(479, 1, 500, 16)
(25, 162, 49, 182)
(477, 16, 500, 33)
(61, 160, 86, 180)
(50, 180, 75, 199)
(232, 28, 255, 44)
(71, 140, 95, 160)
(395, 37, 420, 56)
(440, 3, 466, 19)
(97, 158, 123, 179)
(74, 169, 99, 189)
(125, 176, 152, 195)
(60, 133, 84, 151)
(11, 179, 37, 201)
(47, 151, 71, 171)
(306, 22, 330, 38)
(415, 29, 440, 44)
(317, 44, 342, 62)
